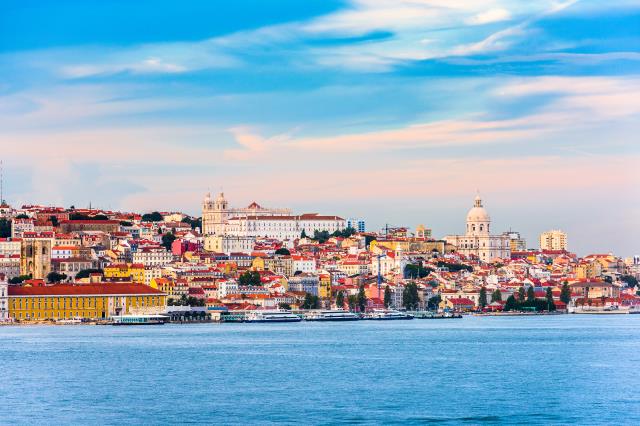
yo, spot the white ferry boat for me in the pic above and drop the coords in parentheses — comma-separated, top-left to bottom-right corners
(304, 310, 359, 322)
(244, 310, 303, 323)
(366, 309, 414, 320)
(111, 314, 168, 325)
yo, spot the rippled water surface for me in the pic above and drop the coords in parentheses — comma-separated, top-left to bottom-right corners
(2, 315, 640, 425)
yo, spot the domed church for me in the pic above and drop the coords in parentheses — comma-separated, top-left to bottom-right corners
(445, 195, 511, 262)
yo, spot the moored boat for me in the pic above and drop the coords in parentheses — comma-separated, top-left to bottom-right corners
(304, 310, 359, 322)
(244, 310, 303, 323)
(365, 309, 414, 320)
(111, 314, 168, 325)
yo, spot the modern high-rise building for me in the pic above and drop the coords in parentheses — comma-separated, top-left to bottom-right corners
(346, 218, 366, 233)
(539, 230, 567, 251)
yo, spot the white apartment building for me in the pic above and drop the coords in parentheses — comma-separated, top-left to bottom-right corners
(204, 235, 255, 254)
(292, 256, 316, 274)
(11, 218, 34, 238)
(0, 238, 21, 257)
(226, 213, 346, 240)
(132, 247, 173, 267)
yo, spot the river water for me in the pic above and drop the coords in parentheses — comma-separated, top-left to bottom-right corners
(2, 315, 639, 424)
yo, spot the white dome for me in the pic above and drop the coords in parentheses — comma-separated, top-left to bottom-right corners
(466, 195, 490, 222)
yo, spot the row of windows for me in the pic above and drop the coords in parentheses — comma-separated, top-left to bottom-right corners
(11, 296, 162, 309)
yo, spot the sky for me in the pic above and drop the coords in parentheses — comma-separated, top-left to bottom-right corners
(0, 0, 639, 256)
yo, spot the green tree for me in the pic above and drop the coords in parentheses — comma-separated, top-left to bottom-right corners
(347, 294, 357, 312)
(49, 216, 59, 227)
(479, 286, 488, 308)
(313, 230, 331, 243)
(560, 282, 572, 305)
(238, 271, 261, 286)
(8, 274, 31, 284)
(15, 214, 29, 219)
(620, 275, 639, 288)
(336, 291, 345, 308)
(518, 286, 526, 301)
(357, 284, 367, 312)
(46, 272, 67, 283)
(300, 230, 308, 239)
(278, 302, 292, 310)
(491, 289, 502, 303)
(427, 295, 441, 311)
(436, 261, 473, 272)
(301, 293, 320, 309)
(75, 269, 103, 280)
(404, 264, 434, 279)
(141, 211, 163, 222)
(0, 219, 10, 238)
(527, 286, 536, 303)
(545, 287, 556, 311)
(119, 221, 133, 227)
(161, 232, 176, 251)
(275, 247, 290, 255)
(504, 295, 518, 311)
(384, 285, 392, 308)
(402, 282, 420, 310)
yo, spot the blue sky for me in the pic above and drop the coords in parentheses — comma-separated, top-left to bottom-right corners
(1, 0, 639, 255)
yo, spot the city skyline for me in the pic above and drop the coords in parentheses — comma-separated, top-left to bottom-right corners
(1, 1, 639, 256)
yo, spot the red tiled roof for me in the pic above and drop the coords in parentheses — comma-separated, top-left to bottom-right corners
(9, 283, 164, 296)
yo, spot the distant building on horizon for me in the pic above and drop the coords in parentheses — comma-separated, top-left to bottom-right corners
(540, 229, 567, 251)
(445, 195, 510, 262)
(347, 218, 366, 233)
(201, 192, 290, 236)
(503, 230, 527, 252)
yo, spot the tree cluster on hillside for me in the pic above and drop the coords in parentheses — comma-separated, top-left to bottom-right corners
(238, 271, 261, 286)
(305, 227, 357, 243)
(8, 274, 31, 284)
(181, 216, 202, 230)
(141, 211, 163, 222)
(46, 272, 67, 283)
(75, 269, 103, 280)
(404, 264, 434, 279)
(436, 261, 473, 272)
(275, 247, 291, 256)
(161, 232, 176, 251)
(69, 213, 109, 221)
(620, 275, 639, 288)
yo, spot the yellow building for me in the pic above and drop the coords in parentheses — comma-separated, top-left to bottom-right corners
(574, 260, 602, 279)
(8, 283, 166, 321)
(104, 263, 145, 283)
(252, 256, 265, 271)
(319, 273, 331, 298)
